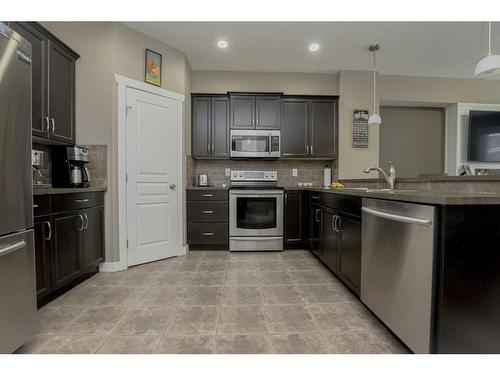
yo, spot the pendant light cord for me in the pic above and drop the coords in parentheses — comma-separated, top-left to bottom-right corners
(373, 50, 377, 113)
(488, 21, 492, 55)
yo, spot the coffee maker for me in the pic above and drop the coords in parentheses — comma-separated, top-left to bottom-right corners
(52, 146, 91, 188)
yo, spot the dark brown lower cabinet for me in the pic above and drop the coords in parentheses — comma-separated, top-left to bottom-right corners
(309, 192, 362, 296)
(284, 190, 307, 248)
(81, 206, 105, 271)
(51, 212, 82, 290)
(33, 192, 105, 307)
(33, 216, 52, 300)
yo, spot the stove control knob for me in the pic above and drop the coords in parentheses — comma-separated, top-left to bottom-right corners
(232, 172, 237, 177)
(239, 172, 243, 177)
(265, 173, 269, 178)
(270, 173, 275, 178)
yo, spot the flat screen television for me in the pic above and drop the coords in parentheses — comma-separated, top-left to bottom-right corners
(468, 110, 500, 162)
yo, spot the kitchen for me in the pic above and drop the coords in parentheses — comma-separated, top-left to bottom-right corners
(2, 4, 500, 372)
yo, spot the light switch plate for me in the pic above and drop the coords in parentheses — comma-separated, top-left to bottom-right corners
(292, 168, 298, 177)
(225, 168, 231, 177)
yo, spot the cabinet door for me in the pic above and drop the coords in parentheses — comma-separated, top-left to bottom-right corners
(321, 210, 340, 272)
(338, 215, 361, 292)
(47, 40, 76, 144)
(11, 22, 49, 138)
(34, 217, 52, 301)
(212, 97, 230, 157)
(51, 212, 82, 290)
(230, 95, 255, 129)
(310, 204, 322, 257)
(81, 206, 105, 271)
(192, 97, 212, 157)
(284, 191, 303, 244)
(256, 96, 280, 129)
(310, 99, 337, 158)
(281, 99, 309, 157)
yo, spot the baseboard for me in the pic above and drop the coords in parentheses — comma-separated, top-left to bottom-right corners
(99, 261, 127, 273)
(179, 244, 189, 255)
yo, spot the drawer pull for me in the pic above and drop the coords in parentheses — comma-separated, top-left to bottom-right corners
(202, 210, 214, 214)
(33, 204, 39, 208)
(202, 232, 214, 236)
(75, 199, 90, 203)
(311, 196, 319, 200)
(202, 194, 214, 197)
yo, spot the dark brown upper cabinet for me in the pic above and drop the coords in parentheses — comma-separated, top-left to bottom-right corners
(192, 95, 229, 158)
(281, 96, 338, 159)
(11, 22, 79, 145)
(281, 98, 309, 158)
(230, 94, 281, 129)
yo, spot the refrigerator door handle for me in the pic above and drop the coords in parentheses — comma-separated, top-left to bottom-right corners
(0, 240, 26, 257)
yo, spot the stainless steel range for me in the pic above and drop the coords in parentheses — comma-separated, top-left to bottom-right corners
(229, 170, 283, 251)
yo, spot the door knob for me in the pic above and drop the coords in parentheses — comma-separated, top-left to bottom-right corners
(169, 184, 176, 190)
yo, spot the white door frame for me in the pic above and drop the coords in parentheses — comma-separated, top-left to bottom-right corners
(115, 74, 185, 270)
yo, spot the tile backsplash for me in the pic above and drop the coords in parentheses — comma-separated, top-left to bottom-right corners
(31, 143, 107, 187)
(190, 158, 337, 187)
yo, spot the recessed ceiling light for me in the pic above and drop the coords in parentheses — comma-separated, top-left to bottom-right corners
(217, 40, 228, 49)
(308, 43, 320, 52)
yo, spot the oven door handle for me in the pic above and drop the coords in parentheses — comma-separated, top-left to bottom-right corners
(231, 237, 283, 241)
(230, 191, 283, 196)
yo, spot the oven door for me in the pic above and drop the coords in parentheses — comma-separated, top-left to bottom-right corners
(230, 130, 280, 158)
(230, 190, 283, 236)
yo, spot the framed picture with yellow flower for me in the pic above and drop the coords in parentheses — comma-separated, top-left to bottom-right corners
(145, 49, 162, 86)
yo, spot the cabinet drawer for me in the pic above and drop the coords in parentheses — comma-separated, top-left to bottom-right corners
(188, 201, 228, 223)
(188, 223, 228, 245)
(319, 193, 361, 217)
(51, 192, 104, 212)
(187, 190, 228, 201)
(33, 195, 50, 217)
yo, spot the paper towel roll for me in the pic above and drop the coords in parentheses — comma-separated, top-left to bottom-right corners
(323, 166, 332, 187)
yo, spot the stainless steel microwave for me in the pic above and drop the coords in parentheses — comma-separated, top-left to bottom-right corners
(230, 130, 281, 158)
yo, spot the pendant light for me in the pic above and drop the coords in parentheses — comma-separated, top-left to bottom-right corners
(368, 44, 382, 125)
(474, 22, 500, 78)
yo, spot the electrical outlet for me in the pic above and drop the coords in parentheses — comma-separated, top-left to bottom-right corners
(225, 168, 231, 177)
(292, 168, 298, 177)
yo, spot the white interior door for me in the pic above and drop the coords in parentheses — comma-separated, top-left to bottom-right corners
(126, 87, 179, 266)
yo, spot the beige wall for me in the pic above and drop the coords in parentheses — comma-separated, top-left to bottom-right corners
(380, 74, 500, 104)
(338, 70, 380, 179)
(379, 107, 444, 177)
(191, 71, 338, 95)
(42, 22, 191, 263)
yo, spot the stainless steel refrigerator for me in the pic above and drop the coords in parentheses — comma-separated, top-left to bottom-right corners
(0, 22, 36, 354)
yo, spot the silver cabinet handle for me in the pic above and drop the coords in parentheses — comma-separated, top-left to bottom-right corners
(285, 192, 288, 205)
(315, 208, 321, 223)
(75, 199, 90, 203)
(83, 214, 89, 230)
(77, 215, 85, 231)
(43, 117, 50, 133)
(306, 145, 309, 155)
(33, 204, 39, 208)
(45, 221, 52, 241)
(202, 194, 214, 197)
(50, 118, 56, 134)
(332, 215, 336, 231)
(336, 216, 342, 231)
(361, 207, 432, 226)
(311, 195, 319, 200)
(202, 232, 214, 236)
(310, 144, 313, 155)
(169, 184, 176, 190)
(202, 210, 214, 214)
(0, 240, 26, 257)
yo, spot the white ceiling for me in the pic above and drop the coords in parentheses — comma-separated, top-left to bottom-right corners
(124, 22, 500, 79)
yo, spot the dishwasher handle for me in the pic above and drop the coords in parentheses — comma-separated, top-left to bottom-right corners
(362, 207, 432, 226)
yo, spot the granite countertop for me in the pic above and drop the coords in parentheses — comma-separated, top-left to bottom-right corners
(340, 175, 500, 183)
(284, 186, 500, 205)
(186, 186, 229, 190)
(33, 186, 108, 195)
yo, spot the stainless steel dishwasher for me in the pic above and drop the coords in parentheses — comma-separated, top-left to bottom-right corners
(361, 198, 436, 354)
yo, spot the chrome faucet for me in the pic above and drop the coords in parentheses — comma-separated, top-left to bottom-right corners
(363, 161, 396, 190)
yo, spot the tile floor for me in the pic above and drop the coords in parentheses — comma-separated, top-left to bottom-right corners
(16, 250, 406, 354)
